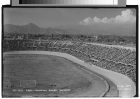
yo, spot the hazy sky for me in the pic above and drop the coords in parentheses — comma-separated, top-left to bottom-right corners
(4, 8, 136, 36)
(4, 8, 136, 28)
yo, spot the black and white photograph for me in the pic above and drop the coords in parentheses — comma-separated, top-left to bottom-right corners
(2, 7, 137, 97)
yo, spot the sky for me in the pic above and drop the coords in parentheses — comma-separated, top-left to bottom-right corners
(4, 8, 136, 36)
(4, 8, 136, 27)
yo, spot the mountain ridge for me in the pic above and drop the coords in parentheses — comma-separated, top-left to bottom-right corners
(4, 23, 136, 36)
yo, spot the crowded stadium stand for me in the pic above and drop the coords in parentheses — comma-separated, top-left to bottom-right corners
(3, 38, 136, 83)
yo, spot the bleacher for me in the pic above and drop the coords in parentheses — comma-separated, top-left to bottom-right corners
(3, 39, 136, 83)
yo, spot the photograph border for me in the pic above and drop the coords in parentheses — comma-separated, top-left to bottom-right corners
(1, 5, 139, 97)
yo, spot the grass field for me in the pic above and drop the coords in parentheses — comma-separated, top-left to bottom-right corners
(3, 53, 118, 97)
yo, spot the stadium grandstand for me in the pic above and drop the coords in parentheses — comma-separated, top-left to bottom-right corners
(3, 37, 136, 84)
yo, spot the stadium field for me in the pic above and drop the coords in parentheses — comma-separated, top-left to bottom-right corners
(3, 51, 119, 97)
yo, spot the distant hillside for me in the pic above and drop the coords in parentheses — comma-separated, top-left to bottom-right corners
(4, 23, 73, 35)
(4, 23, 136, 36)
(4, 23, 46, 34)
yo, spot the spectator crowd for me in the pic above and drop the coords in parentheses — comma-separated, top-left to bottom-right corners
(3, 39, 136, 83)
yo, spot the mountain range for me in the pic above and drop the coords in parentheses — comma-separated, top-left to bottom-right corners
(4, 23, 136, 36)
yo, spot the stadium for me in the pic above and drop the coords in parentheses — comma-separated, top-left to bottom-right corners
(3, 7, 137, 97)
(3, 38, 136, 97)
